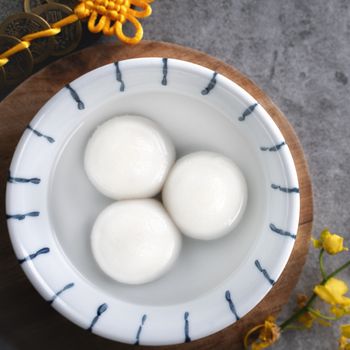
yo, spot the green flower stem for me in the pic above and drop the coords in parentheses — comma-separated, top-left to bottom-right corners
(283, 325, 307, 331)
(279, 294, 317, 330)
(307, 307, 338, 321)
(319, 249, 327, 279)
(280, 258, 350, 331)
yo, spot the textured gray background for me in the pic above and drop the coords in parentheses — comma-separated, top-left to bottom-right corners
(1, 1, 350, 349)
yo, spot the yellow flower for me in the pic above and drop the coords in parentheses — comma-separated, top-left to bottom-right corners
(331, 306, 346, 318)
(324, 234, 347, 255)
(331, 305, 350, 318)
(297, 312, 314, 328)
(312, 229, 348, 255)
(342, 325, 350, 338)
(244, 316, 280, 349)
(339, 325, 350, 350)
(339, 336, 349, 350)
(296, 294, 314, 328)
(297, 293, 308, 307)
(312, 237, 323, 249)
(314, 278, 350, 306)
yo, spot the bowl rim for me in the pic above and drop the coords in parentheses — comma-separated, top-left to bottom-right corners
(6, 57, 300, 345)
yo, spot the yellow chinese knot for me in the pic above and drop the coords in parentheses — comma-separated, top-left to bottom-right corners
(0, 0, 153, 68)
(75, 0, 153, 44)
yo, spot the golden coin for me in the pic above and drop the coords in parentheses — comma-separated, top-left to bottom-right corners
(31, 3, 82, 56)
(24, 0, 49, 13)
(0, 13, 54, 64)
(0, 34, 33, 87)
(47, 0, 78, 10)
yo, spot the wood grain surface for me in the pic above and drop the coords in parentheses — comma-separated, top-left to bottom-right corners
(0, 41, 313, 350)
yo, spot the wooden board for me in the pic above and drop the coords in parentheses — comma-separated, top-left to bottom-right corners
(0, 41, 313, 350)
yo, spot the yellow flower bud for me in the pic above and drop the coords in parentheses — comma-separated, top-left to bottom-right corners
(339, 335, 350, 350)
(330, 305, 350, 318)
(331, 305, 346, 318)
(297, 312, 314, 328)
(342, 324, 350, 338)
(312, 229, 348, 255)
(323, 231, 348, 255)
(312, 237, 323, 249)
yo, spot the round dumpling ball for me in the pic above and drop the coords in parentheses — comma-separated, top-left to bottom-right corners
(162, 151, 248, 240)
(91, 199, 182, 284)
(84, 115, 175, 200)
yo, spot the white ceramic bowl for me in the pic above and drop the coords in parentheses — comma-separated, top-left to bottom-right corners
(6, 58, 299, 345)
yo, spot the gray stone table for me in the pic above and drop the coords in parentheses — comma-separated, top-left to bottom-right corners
(1, 1, 350, 349)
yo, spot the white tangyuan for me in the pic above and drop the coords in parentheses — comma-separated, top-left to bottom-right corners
(84, 115, 175, 200)
(162, 151, 248, 240)
(91, 199, 182, 285)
